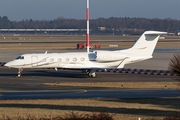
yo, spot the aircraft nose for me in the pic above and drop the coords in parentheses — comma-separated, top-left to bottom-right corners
(4, 62, 12, 68)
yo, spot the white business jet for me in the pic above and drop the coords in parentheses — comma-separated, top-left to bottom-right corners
(5, 30, 167, 78)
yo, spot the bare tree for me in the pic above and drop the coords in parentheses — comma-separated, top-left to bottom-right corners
(169, 54, 180, 76)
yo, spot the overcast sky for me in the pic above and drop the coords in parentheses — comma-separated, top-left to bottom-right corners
(0, 0, 179, 21)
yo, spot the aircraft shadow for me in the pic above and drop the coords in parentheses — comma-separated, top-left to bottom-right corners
(0, 70, 88, 78)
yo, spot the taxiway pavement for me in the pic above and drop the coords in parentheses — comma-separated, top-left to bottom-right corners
(1, 89, 180, 100)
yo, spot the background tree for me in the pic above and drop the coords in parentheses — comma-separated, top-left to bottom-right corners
(0, 16, 180, 34)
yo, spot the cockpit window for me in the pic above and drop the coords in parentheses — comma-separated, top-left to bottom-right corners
(15, 56, 24, 60)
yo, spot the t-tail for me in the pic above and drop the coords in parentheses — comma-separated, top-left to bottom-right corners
(122, 31, 167, 56)
(116, 31, 167, 68)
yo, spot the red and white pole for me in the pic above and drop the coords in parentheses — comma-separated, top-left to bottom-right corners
(86, 0, 89, 53)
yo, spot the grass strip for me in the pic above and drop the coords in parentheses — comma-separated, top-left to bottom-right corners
(0, 98, 180, 120)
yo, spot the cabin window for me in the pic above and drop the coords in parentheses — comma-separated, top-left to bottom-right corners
(65, 58, 69, 61)
(58, 58, 62, 62)
(80, 57, 85, 61)
(73, 58, 77, 62)
(15, 56, 24, 60)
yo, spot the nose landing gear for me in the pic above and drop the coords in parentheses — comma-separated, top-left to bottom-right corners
(16, 68, 23, 78)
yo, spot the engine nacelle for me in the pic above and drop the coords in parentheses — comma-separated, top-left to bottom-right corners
(93, 50, 126, 61)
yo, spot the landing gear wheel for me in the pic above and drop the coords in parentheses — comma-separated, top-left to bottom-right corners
(16, 75, 22, 78)
(91, 73, 96, 78)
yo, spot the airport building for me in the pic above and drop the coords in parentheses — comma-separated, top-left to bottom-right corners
(0, 29, 88, 35)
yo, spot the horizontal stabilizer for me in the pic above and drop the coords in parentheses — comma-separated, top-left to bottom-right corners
(144, 31, 167, 35)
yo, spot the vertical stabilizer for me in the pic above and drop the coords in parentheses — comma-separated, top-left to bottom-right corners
(130, 31, 167, 56)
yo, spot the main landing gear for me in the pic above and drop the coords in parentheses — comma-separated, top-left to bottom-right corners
(17, 68, 23, 78)
(86, 69, 96, 78)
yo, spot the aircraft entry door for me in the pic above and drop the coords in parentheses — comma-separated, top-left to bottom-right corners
(31, 56, 38, 67)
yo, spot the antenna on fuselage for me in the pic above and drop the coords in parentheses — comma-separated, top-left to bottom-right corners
(86, 0, 90, 53)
